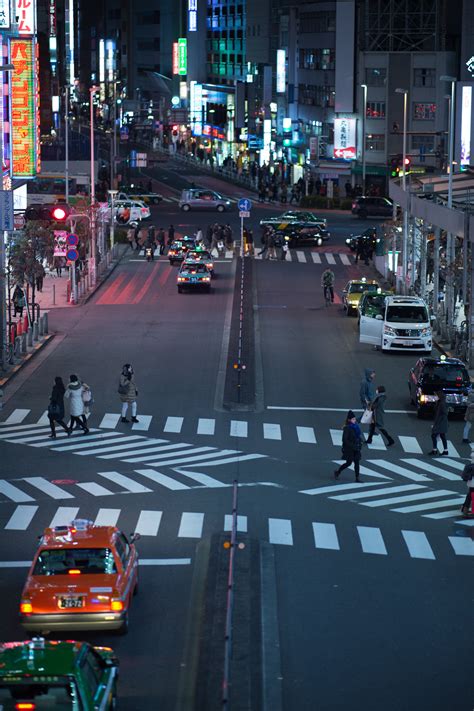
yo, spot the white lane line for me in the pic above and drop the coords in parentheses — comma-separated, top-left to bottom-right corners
(263, 423, 282, 440)
(230, 420, 248, 438)
(5, 505, 39, 530)
(135, 510, 162, 537)
(99, 413, 121, 428)
(98, 442, 190, 461)
(357, 526, 387, 555)
(0, 561, 32, 568)
(134, 469, 189, 491)
(173, 469, 226, 488)
(325, 253, 336, 265)
(132, 415, 153, 431)
(367, 435, 386, 450)
(139, 558, 191, 566)
(423, 509, 462, 519)
(332, 461, 392, 480)
(36, 410, 50, 426)
(390, 497, 465, 513)
(300, 482, 387, 495)
(339, 254, 351, 266)
(311, 252, 322, 264)
(268, 518, 293, 545)
(74, 438, 166, 456)
(2, 409, 30, 425)
(448, 537, 474, 556)
(94, 508, 121, 526)
(312, 522, 339, 550)
(296, 251, 306, 263)
(49, 507, 80, 528)
(330, 484, 424, 502)
(400, 459, 459, 481)
(97, 471, 152, 494)
(0, 422, 45, 433)
(75, 482, 116, 496)
(330, 428, 342, 446)
(54, 435, 144, 453)
(224, 515, 248, 532)
(164, 416, 183, 433)
(178, 512, 204, 538)
(296, 426, 316, 444)
(399, 436, 423, 454)
(23, 477, 75, 500)
(286, 250, 293, 262)
(367, 460, 430, 482)
(364, 490, 456, 508)
(435, 458, 465, 471)
(197, 418, 215, 435)
(402, 530, 435, 560)
(122, 445, 215, 464)
(0, 480, 35, 503)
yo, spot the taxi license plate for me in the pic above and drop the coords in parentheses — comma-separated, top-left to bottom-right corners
(58, 596, 84, 609)
(397, 340, 413, 346)
(190, 277, 198, 283)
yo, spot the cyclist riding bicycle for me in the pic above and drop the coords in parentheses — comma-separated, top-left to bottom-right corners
(321, 268, 335, 303)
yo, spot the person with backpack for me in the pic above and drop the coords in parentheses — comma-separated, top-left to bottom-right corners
(118, 364, 139, 424)
(334, 410, 365, 482)
(461, 451, 474, 516)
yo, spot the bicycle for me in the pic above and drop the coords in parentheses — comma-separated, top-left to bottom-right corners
(323, 285, 332, 307)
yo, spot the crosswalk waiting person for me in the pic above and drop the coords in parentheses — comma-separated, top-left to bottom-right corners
(429, 390, 449, 456)
(119, 364, 139, 424)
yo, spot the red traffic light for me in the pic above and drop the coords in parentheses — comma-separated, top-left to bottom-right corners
(52, 206, 67, 221)
(404, 157, 411, 165)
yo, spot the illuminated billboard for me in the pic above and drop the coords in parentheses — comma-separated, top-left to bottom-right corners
(178, 38, 187, 76)
(10, 38, 37, 177)
(0, 0, 10, 28)
(460, 85, 472, 166)
(188, 0, 197, 31)
(276, 49, 285, 94)
(172, 42, 179, 75)
(333, 117, 356, 159)
(15, 0, 35, 35)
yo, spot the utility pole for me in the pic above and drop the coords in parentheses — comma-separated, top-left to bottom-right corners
(89, 86, 98, 285)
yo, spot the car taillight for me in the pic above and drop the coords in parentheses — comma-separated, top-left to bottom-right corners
(16, 703, 36, 710)
(68, 569, 81, 575)
(20, 601, 33, 614)
(111, 599, 123, 612)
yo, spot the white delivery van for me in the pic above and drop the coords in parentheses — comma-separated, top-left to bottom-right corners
(359, 295, 433, 353)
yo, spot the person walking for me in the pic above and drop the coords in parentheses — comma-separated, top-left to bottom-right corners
(47, 377, 72, 439)
(461, 451, 474, 516)
(359, 368, 376, 413)
(334, 411, 365, 482)
(64, 374, 89, 434)
(12, 285, 25, 317)
(119, 364, 139, 423)
(258, 229, 268, 258)
(157, 227, 165, 255)
(34, 262, 45, 292)
(429, 391, 449, 455)
(462, 391, 474, 443)
(127, 227, 135, 250)
(167, 224, 175, 252)
(366, 385, 395, 446)
(280, 240, 289, 260)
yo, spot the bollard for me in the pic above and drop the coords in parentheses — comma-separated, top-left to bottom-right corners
(21, 333, 27, 354)
(39, 315, 44, 337)
(23, 314, 28, 332)
(52, 284, 56, 305)
(14, 336, 21, 359)
(43, 312, 48, 334)
(66, 281, 71, 303)
(32, 322, 39, 342)
(27, 326, 33, 347)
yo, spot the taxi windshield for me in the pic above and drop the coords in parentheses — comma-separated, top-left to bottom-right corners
(33, 548, 117, 575)
(422, 365, 469, 385)
(349, 283, 377, 294)
(182, 264, 207, 273)
(386, 306, 428, 323)
(0, 680, 76, 709)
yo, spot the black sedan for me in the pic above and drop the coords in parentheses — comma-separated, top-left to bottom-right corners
(408, 355, 472, 418)
(346, 227, 379, 253)
(259, 211, 329, 246)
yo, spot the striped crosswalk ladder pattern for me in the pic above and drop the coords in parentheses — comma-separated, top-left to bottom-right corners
(311, 252, 322, 264)
(164, 416, 184, 433)
(296, 251, 306, 263)
(2, 409, 30, 425)
(197, 418, 215, 435)
(400, 458, 460, 481)
(325, 253, 336, 265)
(99, 442, 191, 462)
(448, 537, 474, 556)
(230, 420, 248, 438)
(5, 505, 39, 530)
(366, 434, 386, 450)
(23, 477, 75, 500)
(49, 507, 80, 528)
(398, 436, 423, 454)
(330, 483, 424, 502)
(133, 468, 190, 491)
(178, 512, 204, 538)
(0, 480, 35, 503)
(73, 437, 165, 457)
(31, 432, 116, 449)
(173, 468, 226, 488)
(54, 435, 144, 453)
(392, 496, 464, 514)
(402, 530, 435, 560)
(97, 471, 152, 494)
(366, 460, 430, 482)
(357, 526, 387, 555)
(225, 250, 234, 259)
(263, 423, 282, 440)
(224, 515, 248, 532)
(312, 522, 339, 550)
(300, 482, 387, 496)
(296, 426, 316, 444)
(268, 518, 293, 545)
(36, 411, 51, 426)
(132, 415, 153, 431)
(135, 510, 162, 536)
(339, 254, 351, 266)
(99, 413, 122, 429)
(75, 482, 116, 496)
(94, 508, 121, 526)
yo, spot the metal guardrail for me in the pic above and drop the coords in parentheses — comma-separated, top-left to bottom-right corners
(222, 479, 239, 707)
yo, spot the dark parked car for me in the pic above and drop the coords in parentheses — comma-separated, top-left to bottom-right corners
(346, 227, 379, 253)
(351, 196, 394, 219)
(408, 355, 472, 418)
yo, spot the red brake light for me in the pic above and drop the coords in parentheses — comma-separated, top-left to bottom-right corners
(16, 704, 35, 710)
(52, 207, 67, 221)
(20, 602, 33, 614)
(68, 569, 81, 575)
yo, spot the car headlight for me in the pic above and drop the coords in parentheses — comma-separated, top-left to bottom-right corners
(420, 327, 431, 336)
(420, 394, 439, 403)
(384, 325, 396, 337)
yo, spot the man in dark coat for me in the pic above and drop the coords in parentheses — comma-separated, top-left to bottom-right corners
(334, 411, 365, 482)
(429, 391, 449, 455)
(359, 368, 376, 411)
(366, 386, 395, 446)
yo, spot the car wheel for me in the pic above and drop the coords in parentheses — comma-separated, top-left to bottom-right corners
(177, 286, 182, 293)
(181, 204, 190, 212)
(217, 205, 225, 213)
(118, 610, 129, 636)
(153, 198, 160, 204)
(359, 210, 367, 219)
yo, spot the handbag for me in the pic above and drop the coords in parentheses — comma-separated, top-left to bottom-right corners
(47, 402, 61, 417)
(360, 408, 373, 424)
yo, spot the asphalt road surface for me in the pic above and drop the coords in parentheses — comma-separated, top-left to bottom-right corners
(0, 163, 472, 710)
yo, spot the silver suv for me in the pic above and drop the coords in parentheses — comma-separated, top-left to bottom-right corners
(179, 189, 231, 212)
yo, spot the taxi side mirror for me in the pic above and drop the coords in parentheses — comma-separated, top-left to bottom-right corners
(375, 314, 383, 320)
(130, 532, 141, 543)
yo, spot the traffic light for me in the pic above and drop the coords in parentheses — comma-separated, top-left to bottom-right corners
(390, 154, 403, 177)
(51, 206, 68, 221)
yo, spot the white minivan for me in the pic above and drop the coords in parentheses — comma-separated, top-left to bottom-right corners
(359, 295, 433, 353)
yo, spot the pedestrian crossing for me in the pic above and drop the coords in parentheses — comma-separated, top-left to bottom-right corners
(301, 456, 470, 520)
(0, 409, 467, 457)
(0, 504, 471, 560)
(134, 247, 353, 264)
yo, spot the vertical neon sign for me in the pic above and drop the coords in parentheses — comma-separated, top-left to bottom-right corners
(460, 85, 472, 166)
(10, 38, 36, 177)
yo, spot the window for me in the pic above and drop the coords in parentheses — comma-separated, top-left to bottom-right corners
(299, 48, 335, 70)
(365, 133, 385, 151)
(81, 651, 103, 697)
(299, 11, 335, 33)
(298, 84, 335, 108)
(365, 68, 386, 86)
(413, 68, 436, 87)
(366, 101, 385, 118)
(411, 134, 435, 151)
(413, 102, 436, 120)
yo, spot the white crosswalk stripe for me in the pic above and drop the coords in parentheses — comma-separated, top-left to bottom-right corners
(263, 423, 282, 440)
(301, 482, 388, 496)
(224, 515, 248, 532)
(339, 254, 351, 266)
(178, 512, 204, 538)
(98, 442, 194, 461)
(230, 420, 248, 438)
(399, 436, 423, 454)
(54, 435, 145, 453)
(133, 468, 190, 490)
(97, 471, 153, 494)
(402, 530, 435, 560)
(99, 413, 121, 428)
(23, 477, 75, 500)
(76, 482, 116, 497)
(164, 416, 184, 433)
(2, 409, 30, 425)
(448, 537, 474, 556)
(132, 415, 153, 431)
(5, 505, 38, 530)
(94, 508, 121, 526)
(0, 480, 35, 503)
(313, 522, 339, 550)
(311, 252, 322, 264)
(325, 253, 336, 265)
(269, 518, 293, 545)
(400, 458, 460, 481)
(367, 435, 386, 450)
(296, 251, 306, 263)
(391, 497, 464, 513)
(197, 418, 215, 435)
(50, 507, 80, 528)
(296, 426, 316, 444)
(366, 460, 430, 482)
(357, 526, 387, 555)
(135, 510, 162, 536)
(330, 484, 424, 502)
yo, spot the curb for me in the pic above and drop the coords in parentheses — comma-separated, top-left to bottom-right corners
(0, 334, 55, 389)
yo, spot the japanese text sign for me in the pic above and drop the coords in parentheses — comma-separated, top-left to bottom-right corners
(10, 38, 37, 177)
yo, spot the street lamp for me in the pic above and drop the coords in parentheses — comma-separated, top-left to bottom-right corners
(108, 189, 118, 251)
(360, 84, 367, 193)
(395, 88, 408, 292)
(89, 85, 98, 285)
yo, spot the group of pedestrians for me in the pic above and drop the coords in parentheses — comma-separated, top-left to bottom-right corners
(47, 375, 92, 438)
(127, 224, 175, 255)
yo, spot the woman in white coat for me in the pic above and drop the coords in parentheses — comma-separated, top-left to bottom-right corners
(65, 374, 89, 434)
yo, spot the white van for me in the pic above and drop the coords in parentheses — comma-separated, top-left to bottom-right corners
(359, 295, 432, 353)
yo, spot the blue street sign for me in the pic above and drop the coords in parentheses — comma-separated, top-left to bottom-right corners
(66, 248, 79, 262)
(238, 198, 252, 212)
